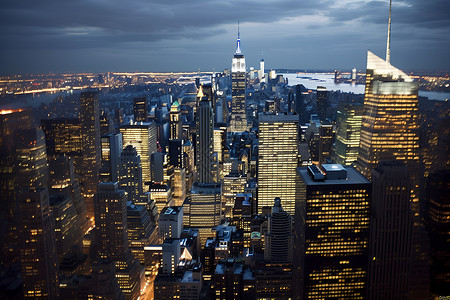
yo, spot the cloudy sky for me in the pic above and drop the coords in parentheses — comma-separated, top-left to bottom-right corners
(1, 0, 449, 74)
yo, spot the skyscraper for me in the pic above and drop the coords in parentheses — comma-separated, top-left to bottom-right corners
(316, 86, 328, 122)
(356, 51, 420, 199)
(133, 97, 148, 122)
(100, 132, 123, 182)
(183, 182, 222, 244)
(18, 188, 60, 299)
(170, 100, 182, 140)
(230, 27, 247, 132)
(423, 170, 450, 296)
(94, 182, 141, 299)
(196, 86, 215, 183)
(368, 161, 413, 299)
(264, 197, 293, 263)
(120, 122, 157, 186)
(332, 103, 363, 165)
(119, 145, 143, 204)
(257, 113, 299, 215)
(79, 90, 101, 219)
(295, 164, 370, 299)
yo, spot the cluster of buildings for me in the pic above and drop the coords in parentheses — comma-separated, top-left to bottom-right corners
(0, 19, 449, 300)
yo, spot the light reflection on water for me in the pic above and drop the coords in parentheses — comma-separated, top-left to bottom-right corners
(282, 73, 449, 101)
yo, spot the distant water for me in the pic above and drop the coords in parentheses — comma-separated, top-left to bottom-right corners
(283, 73, 449, 101)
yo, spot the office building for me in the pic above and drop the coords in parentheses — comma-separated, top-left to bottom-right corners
(257, 113, 299, 215)
(79, 91, 101, 220)
(168, 139, 184, 169)
(41, 118, 83, 161)
(196, 86, 216, 183)
(423, 170, 450, 296)
(214, 258, 255, 300)
(133, 97, 148, 122)
(222, 172, 246, 218)
(18, 188, 59, 299)
(316, 86, 328, 122)
(119, 145, 143, 203)
(171, 167, 186, 206)
(120, 122, 157, 185)
(14, 128, 49, 190)
(100, 109, 114, 135)
(264, 198, 293, 263)
(170, 100, 182, 140)
(332, 103, 363, 165)
(356, 51, 420, 204)
(127, 202, 157, 264)
(184, 182, 222, 245)
(100, 132, 123, 182)
(94, 182, 140, 300)
(159, 206, 183, 240)
(368, 161, 413, 299)
(295, 164, 370, 299)
(230, 28, 247, 132)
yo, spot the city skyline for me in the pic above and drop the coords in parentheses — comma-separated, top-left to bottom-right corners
(1, 0, 449, 74)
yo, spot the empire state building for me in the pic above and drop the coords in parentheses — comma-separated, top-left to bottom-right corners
(230, 28, 247, 132)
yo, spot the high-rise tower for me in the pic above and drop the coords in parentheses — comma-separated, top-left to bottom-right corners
(295, 164, 371, 299)
(120, 122, 157, 187)
(79, 90, 101, 219)
(170, 100, 182, 140)
(230, 25, 247, 132)
(332, 103, 363, 165)
(356, 51, 420, 206)
(257, 113, 299, 215)
(133, 97, 148, 122)
(196, 86, 215, 183)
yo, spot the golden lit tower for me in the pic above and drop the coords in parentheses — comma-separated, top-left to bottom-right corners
(356, 51, 420, 205)
(295, 164, 371, 299)
(120, 122, 157, 187)
(79, 90, 101, 219)
(230, 24, 247, 132)
(257, 113, 299, 215)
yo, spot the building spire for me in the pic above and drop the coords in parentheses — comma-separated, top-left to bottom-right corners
(235, 21, 242, 54)
(386, 0, 392, 64)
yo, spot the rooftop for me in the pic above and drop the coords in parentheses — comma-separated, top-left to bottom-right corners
(298, 165, 370, 186)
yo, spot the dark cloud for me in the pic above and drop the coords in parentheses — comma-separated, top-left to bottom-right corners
(0, 0, 448, 73)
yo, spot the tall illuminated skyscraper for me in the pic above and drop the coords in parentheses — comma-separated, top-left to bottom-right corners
(94, 182, 141, 299)
(196, 86, 215, 183)
(19, 188, 59, 299)
(120, 122, 157, 186)
(295, 164, 370, 299)
(356, 51, 420, 203)
(183, 182, 222, 245)
(332, 103, 363, 165)
(230, 27, 247, 132)
(100, 132, 123, 182)
(119, 145, 143, 204)
(257, 113, 298, 215)
(170, 100, 182, 140)
(79, 90, 101, 219)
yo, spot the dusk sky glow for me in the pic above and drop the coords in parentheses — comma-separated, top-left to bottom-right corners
(1, 0, 449, 74)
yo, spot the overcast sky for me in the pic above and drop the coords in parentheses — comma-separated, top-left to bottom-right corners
(1, 0, 449, 74)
